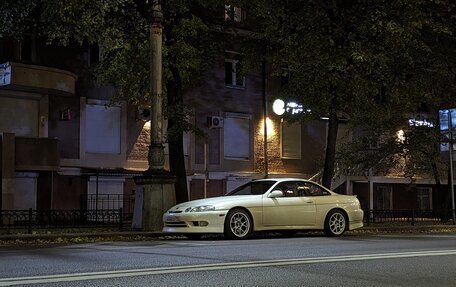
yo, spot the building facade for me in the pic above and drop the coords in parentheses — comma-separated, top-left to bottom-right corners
(1, 19, 453, 214)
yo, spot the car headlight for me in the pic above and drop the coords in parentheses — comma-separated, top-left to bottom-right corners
(187, 205, 215, 212)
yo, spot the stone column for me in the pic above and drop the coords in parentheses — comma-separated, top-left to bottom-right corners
(134, 1, 175, 232)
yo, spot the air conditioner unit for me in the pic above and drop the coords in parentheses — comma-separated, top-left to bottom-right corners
(137, 106, 151, 121)
(208, 116, 224, 128)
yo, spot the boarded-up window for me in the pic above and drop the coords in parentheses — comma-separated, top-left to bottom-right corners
(0, 96, 39, 137)
(281, 121, 301, 159)
(224, 114, 250, 160)
(86, 103, 121, 154)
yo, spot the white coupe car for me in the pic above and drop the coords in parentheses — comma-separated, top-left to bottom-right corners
(163, 178, 364, 239)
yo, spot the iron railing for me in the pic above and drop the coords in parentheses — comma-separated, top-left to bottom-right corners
(81, 194, 134, 215)
(0, 209, 127, 233)
(364, 209, 455, 226)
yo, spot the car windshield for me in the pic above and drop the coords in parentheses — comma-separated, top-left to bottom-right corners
(226, 181, 276, 196)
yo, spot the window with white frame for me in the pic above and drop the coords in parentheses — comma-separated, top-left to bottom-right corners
(85, 102, 121, 154)
(224, 113, 250, 160)
(281, 120, 301, 159)
(225, 52, 245, 88)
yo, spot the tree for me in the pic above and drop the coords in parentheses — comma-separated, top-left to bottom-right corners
(2, 0, 225, 203)
(242, 0, 455, 188)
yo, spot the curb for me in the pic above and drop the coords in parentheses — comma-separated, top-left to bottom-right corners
(1, 225, 456, 243)
(0, 231, 163, 242)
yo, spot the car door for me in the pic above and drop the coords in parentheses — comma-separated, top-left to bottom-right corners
(262, 181, 316, 227)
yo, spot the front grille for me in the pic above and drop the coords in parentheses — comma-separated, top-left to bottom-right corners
(169, 210, 183, 214)
(165, 221, 187, 227)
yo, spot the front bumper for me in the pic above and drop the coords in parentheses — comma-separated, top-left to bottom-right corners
(162, 211, 228, 234)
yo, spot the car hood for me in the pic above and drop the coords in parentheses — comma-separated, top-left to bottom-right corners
(168, 195, 262, 212)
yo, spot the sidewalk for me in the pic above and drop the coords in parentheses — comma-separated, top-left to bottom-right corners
(1, 224, 456, 246)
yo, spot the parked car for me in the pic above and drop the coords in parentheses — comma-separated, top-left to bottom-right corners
(163, 178, 364, 239)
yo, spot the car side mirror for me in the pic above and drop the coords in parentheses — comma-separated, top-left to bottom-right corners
(268, 190, 284, 198)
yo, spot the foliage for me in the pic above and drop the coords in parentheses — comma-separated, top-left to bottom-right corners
(1, 0, 228, 203)
(240, 0, 456, 185)
(0, 0, 40, 39)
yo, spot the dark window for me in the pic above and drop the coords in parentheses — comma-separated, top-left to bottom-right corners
(225, 61, 233, 85)
(275, 181, 301, 197)
(276, 181, 330, 197)
(89, 44, 100, 66)
(227, 181, 275, 196)
(302, 182, 331, 196)
(225, 59, 245, 87)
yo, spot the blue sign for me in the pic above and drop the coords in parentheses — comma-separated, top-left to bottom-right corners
(0, 62, 11, 86)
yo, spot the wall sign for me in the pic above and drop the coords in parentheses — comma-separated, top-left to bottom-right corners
(0, 62, 11, 86)
(272, 99, 309, 116)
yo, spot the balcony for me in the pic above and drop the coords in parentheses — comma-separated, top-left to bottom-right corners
(2, 62, 77, 96)
(15, 137, 60, 171)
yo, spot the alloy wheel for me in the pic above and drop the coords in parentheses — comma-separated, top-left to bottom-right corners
(328, 212, 346, 235)
(229, 211, 250, 238)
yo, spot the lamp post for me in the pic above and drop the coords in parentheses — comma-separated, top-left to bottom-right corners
(134, 0, 175, 231)
(147, 1, 165, 172)
(448, 111, 456, 224)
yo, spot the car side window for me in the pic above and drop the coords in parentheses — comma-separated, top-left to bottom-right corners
(302, 182, 330, 196)
(277, 181, 299, 197)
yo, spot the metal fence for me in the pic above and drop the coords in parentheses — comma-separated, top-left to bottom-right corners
(0, 209, 128, 233)
(81, 194, 135, 215)
(364, 209, 455, 226)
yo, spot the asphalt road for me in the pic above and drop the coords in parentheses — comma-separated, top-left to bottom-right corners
(0, 233, 455, 286)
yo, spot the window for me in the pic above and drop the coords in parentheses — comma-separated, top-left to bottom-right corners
(224, 113, 250, 160)
(275, 181, 330, 197)
(375, 186, 392, 210)
(88, 44, 100, 66)
(281, 120, 301, 159)
(300, 182, 331, 196)
(439, 109, 456, 151)
(275, 181, 303, 197)
(227, 180, 275, 196)
(225, 52, 245, 88)
(85, 102, 121, 154)
(0, 96, 39, 137)
(224, 5, 246, 23)
(416, 187, 431, 210)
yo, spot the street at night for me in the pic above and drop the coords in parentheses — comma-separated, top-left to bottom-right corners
(1, 233, 455, 286)
(2, 1, 456, 287)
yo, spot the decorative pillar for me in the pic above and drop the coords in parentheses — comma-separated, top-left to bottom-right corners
(134, 1, 176, 231)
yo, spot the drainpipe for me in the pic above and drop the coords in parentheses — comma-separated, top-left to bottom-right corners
(262, 58, 268, 178)
(448, 111, 455, 224)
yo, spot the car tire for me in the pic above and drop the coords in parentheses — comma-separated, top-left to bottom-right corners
(224, 208, 252, 240)
(324, 209, 347, 237)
